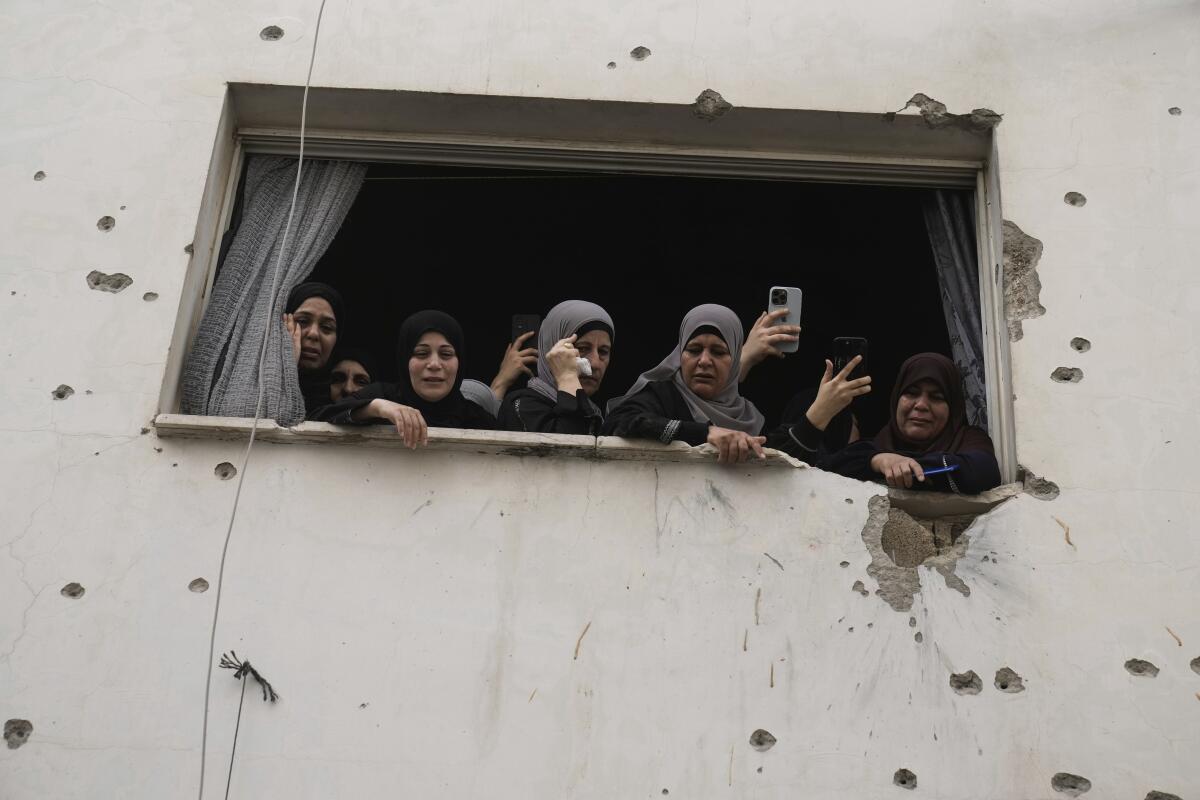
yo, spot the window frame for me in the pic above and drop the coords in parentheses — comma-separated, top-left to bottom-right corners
(160, 84, 1016, 482)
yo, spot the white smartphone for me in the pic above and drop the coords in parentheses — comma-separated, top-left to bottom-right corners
(767, 286, 802, 354)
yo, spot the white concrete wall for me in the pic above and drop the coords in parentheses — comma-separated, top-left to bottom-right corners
(1, 1, 1198, 798)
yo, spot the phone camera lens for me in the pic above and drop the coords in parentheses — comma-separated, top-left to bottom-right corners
(772, 290, 786, 304)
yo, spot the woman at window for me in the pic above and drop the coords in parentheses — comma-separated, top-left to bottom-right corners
(314, 310, 496, 446)
(824, 353, 1000, 493)
(498, 300, 615, 435)
(602, 304, 767, 464)
(283, 282, 344, 417)
(327, 346, 377, 404)
(766, 356, 872, 462)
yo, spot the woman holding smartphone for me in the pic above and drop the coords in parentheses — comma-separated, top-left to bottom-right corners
(602, 304, 767, 464)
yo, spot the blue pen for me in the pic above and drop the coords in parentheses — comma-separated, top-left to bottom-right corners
(923, 464, 960, 477)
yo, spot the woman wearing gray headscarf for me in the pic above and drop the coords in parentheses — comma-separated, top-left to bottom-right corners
(602, 304, 767, 464)
(498, 300, 614, 435)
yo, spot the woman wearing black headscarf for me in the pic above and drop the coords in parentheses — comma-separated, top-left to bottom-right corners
(824, 353, 1000, 493)
(766, 355, 871, 462)
(283, 281, 345, 417)
(314, 310, 496, 446)
(602, 304, 767, 464)
(327, 345, 379, 404)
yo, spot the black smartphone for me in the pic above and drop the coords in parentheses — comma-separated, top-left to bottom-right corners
(833, 337, 869, 380)
(511, 314, 541, 343)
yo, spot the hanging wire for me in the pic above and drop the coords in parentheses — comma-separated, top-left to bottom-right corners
(196, 1, 328, 797)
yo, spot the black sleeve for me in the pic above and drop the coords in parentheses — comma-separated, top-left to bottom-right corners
(600, 383, 710, 446)
(765, 415, 826, 461)
(499, 389, 601, 436)
(459, 399, 500, 431)
(310, 382, 389, 425)
(819, 440, 880, 481)
(820, 441, 1002, 495)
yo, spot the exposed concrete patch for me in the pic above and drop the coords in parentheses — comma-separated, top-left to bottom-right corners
(994, 667, 1025, 692)
(1002, 220, 1046, 341)
(748, 729, 777, 751)
(143, 292, 159, 302)
(1070, 337, 1091, 353)
(1146, 792, 1182, 800)
(893, 768, 917, 790)
(4, 719, 32, 749)
(860, 496, 973, 612)
(1124, 658, 1159, 677)
(260, 25, 284, 40)
(1051, 367, 1084, 383)
(1019, 465, 1060, 501)
(949, 670, 982, 695)
(214, 462, 237, 480)
(188, 578, 209, 593)
(1063, 192, 1087, 207)
(1168, 107, 1182, 116)
(851, 580, 868, 597)
(51, 384, 74, 400)
(60, 582, 85, 599)
(1051, 772, 1092, 796)
(630, 46, 651, 60)
(693, 89, 732, 122)
(86, 270, 133, 293)
(895, 93, 1002, 133)
(33, 170, 46, 181)
(96, 215, 116, 231)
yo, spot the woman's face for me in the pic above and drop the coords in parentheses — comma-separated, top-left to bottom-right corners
(294, 297, 337, 371)
(680, 333, 732, 400)
(409, 331, 459, 402)
(329, 358, 371, 403)
(574, 330, 612, 397)
(895, 378, 950, 443)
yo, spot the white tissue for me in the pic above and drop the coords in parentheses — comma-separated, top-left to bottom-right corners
(576, 357, 592, 377)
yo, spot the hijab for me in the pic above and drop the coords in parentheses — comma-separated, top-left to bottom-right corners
(460, 379, 500, 417)
(609, 303, 765, 435)
(328, 345, 379, 384)
(527, 300, 615, 414)
(393, 310, 472, 426)
(285, 281, 345, 327)
(874, 352, 992, 455)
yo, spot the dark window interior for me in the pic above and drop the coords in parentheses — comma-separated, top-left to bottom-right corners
(298, 161, 957, 435)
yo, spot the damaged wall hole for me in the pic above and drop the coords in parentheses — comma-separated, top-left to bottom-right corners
(949, 670, 982, 695)
(1063, 192, 1087, 208)
(629, 46, 651, 60)
(188, 577, 210, 593)
(693, 89, 732, 122)
(1002, 219, 1046, 342)
(260, 25, 284, 40)
(143, 292, 159, 302)
(1051, 772, 1092, 796)
(86, 270, 133, 293)
(1190, 656, 1200, 675)
(214, 462, 237, 480)
(893, 93, 1002, 133)
(1051, 367, 1083, 383)
(51, 384, 74, 400)
(1020, 466, 1060, 501)
(1070, 337, 1091, 353)
(606, 61, 616, 69)
(1124, 658, 1159, 677)
(748, 729, 776, 751)
(893, 768, 917, 790)
(4, 719, 32, 750)
(60, 582, 85, 599)
(851, 580, 868, 597)
(1146, 792, 1182, 800)
(1167, 107, 1182, 116)
(96, 215, 116, 231)
(995, 667, 1025, 692)
(33, 170, 46, 181)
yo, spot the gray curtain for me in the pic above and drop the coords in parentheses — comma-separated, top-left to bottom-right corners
(922, 190, 988, 429)
(181, 156, 366, 426)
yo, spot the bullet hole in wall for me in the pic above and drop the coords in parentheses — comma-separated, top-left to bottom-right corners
(1124, 658, 1159, 677)
(1145, 792, 1182, 800)
(184, 243, 194, 254)
(1002, 219, 1046, 341)
(839, 561, 850, 568)
(630, 46, 651, 60)
(143, 292, 158, 302)
(844, 498, 854, 504)
(260, 25, 284, 41)
(1051, 367, 1083, 383)
(693, 89, 732, 121)
(1190, 656, 1200, 675)
(214, 462, 237, 480)
(1063, 192, 1087, 208)
(909, 616, 917, 627)
(1051, 772, 1092, 796)
(897, 93, 1002, 132)
(96, 215, 116, 231)
(51, 384, 74, 400)
(949, 670, 982, 695)
(1167, 107, 1182, 116)
(1070, 337, 1091, 353)
(86, 270, 133, 293)
(4, 719, 32, 750)
(914, 632, 923, 643)
(852, 580, 868, 596)
(1020, 466, 1060, 500)
(188, 578, 210, 593)
(893, 768, 917, 790)
(607, 62, 616, 69)
(61, 582, 85, 599)
(33, 170, 45, 181)
(749, 729, 777, 751)
(995, 667, 1025, 692)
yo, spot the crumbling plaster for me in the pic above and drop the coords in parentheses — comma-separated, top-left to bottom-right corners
(1, 0, 1198, 797)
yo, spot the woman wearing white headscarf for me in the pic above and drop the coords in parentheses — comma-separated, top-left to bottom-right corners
(602, 304, 767, 464)
(498, 300, 615, 435)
